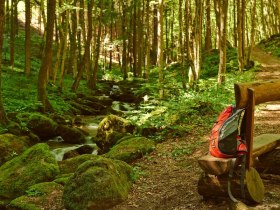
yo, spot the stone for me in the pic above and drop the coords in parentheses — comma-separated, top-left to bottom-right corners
(63, 157, 133, 210)
(0, 143, 59, 200)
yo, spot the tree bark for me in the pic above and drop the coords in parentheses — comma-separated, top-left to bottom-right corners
(0, 0, 9, 125)
(218, 0, 228, 85)
(25, 0, 31, 76)
(157, 0, 164, 99)
(205, 0, 212, 51)
(37, 0, 56, 113)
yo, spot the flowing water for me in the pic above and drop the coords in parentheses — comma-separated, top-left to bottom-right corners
(49, 116, 103, 161)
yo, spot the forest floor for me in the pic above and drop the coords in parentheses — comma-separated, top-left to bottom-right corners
(110, 48, 280, 210)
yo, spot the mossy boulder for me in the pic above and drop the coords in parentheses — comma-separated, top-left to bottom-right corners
(8, 182, 64, 210)
(55, 125, 86, 144)
(63, 157, 133, 210)
(59, 154, 99, 174)
(54, 173, 74, 186)
(0, 133, 30, 166)
(0, 143, 60, 200)
(26, 113, 58, 140)
(104, 136, 155, 163)
(96, 115, 135, 153)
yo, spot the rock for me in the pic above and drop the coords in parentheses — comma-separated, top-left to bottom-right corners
(55, 125, 86, 144)
(96, 115, 135, 153)
(54, 173, 74, 186)
(0, 143, 60, 200)
(63, 144, 98, 160)
(59, 154, 99, 174)
(104, 136, 155, 163)
(26, 113, 58, 140)
(70, 102, 100, 115)
(63, 157, 133, 210)
(0, 133, 30, 166)
(63, 150, 80, 160)
(8, 182, 64, 210)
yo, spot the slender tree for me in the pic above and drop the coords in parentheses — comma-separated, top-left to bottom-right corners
(157, 0, 164, 99)
(37, 0, 56, 112)
(218, 0, 229, 85)
(0, 0, 9, 125)
(25, 0, 31, 76)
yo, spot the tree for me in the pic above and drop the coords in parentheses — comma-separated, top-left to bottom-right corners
(71, 0, 94, 92)
(0, 0, 9, 125)
(218, 0, 228, 85)
(157, 0, 164, 99)
(237, 0, 246, 71)
(37, 0, 56, 112)
(25, 0, 31, 76)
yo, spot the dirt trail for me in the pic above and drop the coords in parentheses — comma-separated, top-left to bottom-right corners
(111, 48, 280, 210)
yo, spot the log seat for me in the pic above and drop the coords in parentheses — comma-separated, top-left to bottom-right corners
(198, 134, 280, 176)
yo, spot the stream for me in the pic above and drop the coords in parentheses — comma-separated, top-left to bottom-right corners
(48, 116, 103, 161)
(48, 100, 136, 161)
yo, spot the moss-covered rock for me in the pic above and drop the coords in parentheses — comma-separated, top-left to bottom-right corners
(0, 143, 60, 200)
(26, 113, 58, 140)
(104, 136, 155, 163)
(63, 157, 133, 210)
(54, 173, 74, 186)
(0, 133, 31, 166)
(96, 115, 135, 153)
(55, 125, 86, 144)
(59, 154, 99, 174)
(8, 182, 64, 210)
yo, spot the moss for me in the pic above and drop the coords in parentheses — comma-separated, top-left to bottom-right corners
(0, 143, 60, 200)
(0, 133, 30, 166)
(26, 113, 58, 140)
(59, 154, 99, 174)
(54, 173, 74, 186)
(104, 136, 155, 163)
(63, 157, 133, 210)
(8, 182, 64, 210)
(95, 115, 135, 153)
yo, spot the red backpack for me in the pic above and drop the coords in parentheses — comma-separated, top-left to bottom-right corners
(209, 105, 247, 158)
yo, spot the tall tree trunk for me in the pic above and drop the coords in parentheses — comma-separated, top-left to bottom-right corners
(71, 0, 93, 92)
(37, 0, 56, 113)
(189, 0, 204, 89)
(218, 0, 228, 85)
(158, 0, 164, 99)
(25, 0, 31, 76)
(88, 0, 103, 90)
(214, 0, 221, 49)
(205, 0, 212, 51)
(132, 1, 137, 77)
(179, 0, 186, 90)
(246, 0, 256, 67)
(69, 0, 78, 78)
(58, 6, 70, 92)
(10, 0, 17, 68)
(0, 0, 9, 125)
(237, 0, 246, 71)
(151, 5, 158, 66)
(144, 0, 151, 79)
(121, 2, 128, 80)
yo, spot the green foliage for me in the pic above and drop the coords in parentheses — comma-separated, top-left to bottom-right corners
(258, 34, 280, 57)
(131, 165, 146, 182)
(25, 188, 43, 197)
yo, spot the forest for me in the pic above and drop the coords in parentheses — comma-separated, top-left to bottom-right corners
(0, 0, 280, 209)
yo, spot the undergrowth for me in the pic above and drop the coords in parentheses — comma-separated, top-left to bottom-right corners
(1, 26, 257, 141)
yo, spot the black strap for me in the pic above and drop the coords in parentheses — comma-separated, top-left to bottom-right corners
(228, 158, 238, 202)
(240, 155, 246, 199)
